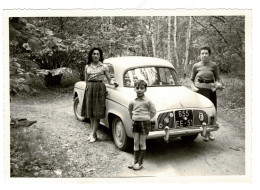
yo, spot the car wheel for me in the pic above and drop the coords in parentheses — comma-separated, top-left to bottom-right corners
(112, 117, 131, 151)
(73, 96, 87, 121)
(180, 134, 198, 142)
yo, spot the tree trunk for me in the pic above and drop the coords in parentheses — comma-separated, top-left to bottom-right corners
(140, 18, 149, 56)
(151, 17, 156, 57)
(173, 16, 179, 67)
(156, 17, 160, 57)
(184, 16, 192, 72)
(109, 17, 113, 57)
(167, 16, 171, 62)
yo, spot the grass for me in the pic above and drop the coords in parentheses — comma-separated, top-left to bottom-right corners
(217, 75, 245, 128)
(218, 75, 245, 109)
(10, 127, 45, 177)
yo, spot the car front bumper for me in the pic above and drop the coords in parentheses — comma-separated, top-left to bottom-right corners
(147, 123, 219, 140)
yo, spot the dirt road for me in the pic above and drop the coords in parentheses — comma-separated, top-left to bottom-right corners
(10, 93, 245, 178)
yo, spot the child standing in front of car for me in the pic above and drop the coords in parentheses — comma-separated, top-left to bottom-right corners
(128, 79, 156, 170)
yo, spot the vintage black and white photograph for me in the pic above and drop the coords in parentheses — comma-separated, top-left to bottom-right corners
(4, 9, 251, 181)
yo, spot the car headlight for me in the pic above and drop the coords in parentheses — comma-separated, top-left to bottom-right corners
(164, 117, 169, 124)
(199, 112, 204, 122)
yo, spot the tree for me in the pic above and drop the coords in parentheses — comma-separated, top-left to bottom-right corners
(184, 16, 192, 73)
(173, 16, 179, 67)
(167, 16, 171, 62)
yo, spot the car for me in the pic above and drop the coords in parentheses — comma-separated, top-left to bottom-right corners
(73, 56, 219, 151)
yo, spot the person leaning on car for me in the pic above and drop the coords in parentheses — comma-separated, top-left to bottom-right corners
(84, 47, 113, 143)
(190, 46, 223, 141)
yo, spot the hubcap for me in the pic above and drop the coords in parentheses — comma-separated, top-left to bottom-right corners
(115, 120, 124, 145)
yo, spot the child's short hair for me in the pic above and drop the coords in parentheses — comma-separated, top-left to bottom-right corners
(134, 79, 147, 89)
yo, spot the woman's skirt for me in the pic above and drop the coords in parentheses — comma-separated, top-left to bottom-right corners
(197, 88, 217, 109)
(85, 81, 106, 119)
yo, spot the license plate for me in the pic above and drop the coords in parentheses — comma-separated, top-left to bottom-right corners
(175, 110, 193, 127)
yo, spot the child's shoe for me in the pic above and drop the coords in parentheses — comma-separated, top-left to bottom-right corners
(128, 163, 135, 169)
(133, 163, 143, 170)
(208, 132, 215, 141)
(128, 150, 140, 169)
(203, 136, 209, 141)
(133, 150, 145, 170)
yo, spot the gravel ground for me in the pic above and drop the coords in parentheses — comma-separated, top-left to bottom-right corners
(10, 92, 133, 178)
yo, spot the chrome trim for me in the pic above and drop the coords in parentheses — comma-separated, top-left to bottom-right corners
(147, 124, 219, 139)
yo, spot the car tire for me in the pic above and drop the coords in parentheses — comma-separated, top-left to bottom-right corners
(180, 134, 198, 142)
(73, 96, 87, 121)
(112, 117, 131, 151)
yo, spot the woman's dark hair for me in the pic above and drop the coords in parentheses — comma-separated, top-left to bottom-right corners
(87, 47, 104, 64)
(199, 46, 211, 55)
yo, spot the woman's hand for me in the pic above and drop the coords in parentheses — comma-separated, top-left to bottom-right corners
(190, 80, 199, 92)
(109, 80, 114, 85)
(191, 86, 199, 92)
(212, 82, 225, 91)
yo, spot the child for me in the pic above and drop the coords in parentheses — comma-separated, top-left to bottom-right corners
(128, 79, 156, 170)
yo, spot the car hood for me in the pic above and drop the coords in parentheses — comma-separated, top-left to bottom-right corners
(112, 86, 214, 111)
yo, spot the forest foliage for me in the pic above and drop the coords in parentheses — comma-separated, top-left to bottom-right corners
(9, 16, 245, 93)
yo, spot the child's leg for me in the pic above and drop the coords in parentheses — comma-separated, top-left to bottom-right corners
(133, 132, 140, 150)
(129, 132, 140, 168)
(138, 134, 147, 165)
(133, 132, 140, 164)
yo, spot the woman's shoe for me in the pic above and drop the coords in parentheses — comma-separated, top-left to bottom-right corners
(133, 163, 143, 170)
(87, 133, 97, 141)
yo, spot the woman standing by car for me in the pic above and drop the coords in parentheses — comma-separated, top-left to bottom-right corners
(85, 47, 113, 143)
(190, 46, 223, 141)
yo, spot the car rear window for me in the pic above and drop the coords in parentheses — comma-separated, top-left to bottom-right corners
(124, 66, 180, 87)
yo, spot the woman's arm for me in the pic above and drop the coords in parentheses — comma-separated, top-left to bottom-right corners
(104, 69, 113, 85)
(85, 65, 89, 83)
(190, 64, 199, 92)
(213, 63, 220, 82)
(213, 64, 224, 90)
(190, 80, 199, 92)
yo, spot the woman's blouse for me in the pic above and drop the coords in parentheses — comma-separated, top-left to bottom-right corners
(191, 61, 220, 89)
(85, 62, 109, 82)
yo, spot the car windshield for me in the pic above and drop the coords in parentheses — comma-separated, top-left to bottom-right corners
(124, 66, 180, 87)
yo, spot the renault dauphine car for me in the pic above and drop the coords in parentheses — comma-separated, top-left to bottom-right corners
(73, 57, 219, 151)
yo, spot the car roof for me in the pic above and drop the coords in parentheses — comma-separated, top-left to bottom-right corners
(103, 56, 174, 70)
